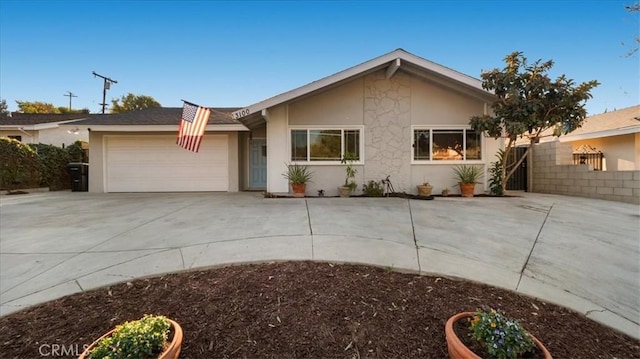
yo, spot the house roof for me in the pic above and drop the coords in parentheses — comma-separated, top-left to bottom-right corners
(232, 48, 494, 124)
(526, 105, 640, 144)
(70, 107, 243, 126)
(1, 113, 95, 126)
(561, 105, 640, 140)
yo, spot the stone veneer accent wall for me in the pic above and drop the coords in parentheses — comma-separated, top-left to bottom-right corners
(532, 141, 640, 204)
(363, 71, 412, 192)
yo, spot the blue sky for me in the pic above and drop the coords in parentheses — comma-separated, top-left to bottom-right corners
(1, 1, 638, 115)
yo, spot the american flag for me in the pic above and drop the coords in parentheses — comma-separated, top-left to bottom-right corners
(176, 101, 211, 152)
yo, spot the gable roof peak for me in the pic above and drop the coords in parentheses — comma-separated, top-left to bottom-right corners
(232, 48, 491, 121)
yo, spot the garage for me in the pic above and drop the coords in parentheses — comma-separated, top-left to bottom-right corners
(105, 135, 229, 192)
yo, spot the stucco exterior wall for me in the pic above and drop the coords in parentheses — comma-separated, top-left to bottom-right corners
(289, 78, 364, 126)
(88, 131, 105, 193)
(266, 105, 290, 193)
(567, 133, 638, 171)
(266, 69, 499, 196)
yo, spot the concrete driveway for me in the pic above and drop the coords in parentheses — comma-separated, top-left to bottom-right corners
(1, 191, 638, 338)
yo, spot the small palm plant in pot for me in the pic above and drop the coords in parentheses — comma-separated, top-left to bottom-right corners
(452, 165, 483, 197)
(282, 163, 312, 197)
(79, 314, 183, 359)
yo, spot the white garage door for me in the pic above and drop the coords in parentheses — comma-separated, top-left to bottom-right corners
(106, 135, 228, 192)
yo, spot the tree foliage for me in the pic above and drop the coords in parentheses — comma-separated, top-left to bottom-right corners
(58, 107, 90, 114)
(110, 93, 161, 113)
(470, 52, 599, 194)
(0, 99, 8, 119)
(16, 101, 61, 114)
(624, 2, 640, 57)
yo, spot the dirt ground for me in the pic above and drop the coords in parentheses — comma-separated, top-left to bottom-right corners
(1, 261, 638, 358)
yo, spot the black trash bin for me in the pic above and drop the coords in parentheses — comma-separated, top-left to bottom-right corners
(68, 163, 89, 192)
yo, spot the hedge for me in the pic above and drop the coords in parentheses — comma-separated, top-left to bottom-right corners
(0, 137, 42, 190)
(0, 138, 87, 191)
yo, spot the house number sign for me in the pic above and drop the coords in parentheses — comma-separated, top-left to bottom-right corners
(232, 108, 251, 119)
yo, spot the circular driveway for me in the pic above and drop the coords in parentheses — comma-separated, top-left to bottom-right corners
(1, 191, 638, 338)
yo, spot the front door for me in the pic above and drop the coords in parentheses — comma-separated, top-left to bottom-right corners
(249, 139, 267, 189)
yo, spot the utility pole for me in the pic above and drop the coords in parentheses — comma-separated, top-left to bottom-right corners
(63, 91, 77, 111)
(92, 71, 117, 114)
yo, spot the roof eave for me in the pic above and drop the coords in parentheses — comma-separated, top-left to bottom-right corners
(559, 126, 640, 142)
(82, 124, 249, 132)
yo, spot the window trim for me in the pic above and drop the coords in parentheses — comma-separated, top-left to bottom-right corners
(411, 125, 484, 164)
(288, 125, 365, 165)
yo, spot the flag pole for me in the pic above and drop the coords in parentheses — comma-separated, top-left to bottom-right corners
(180, 99, 199, 107)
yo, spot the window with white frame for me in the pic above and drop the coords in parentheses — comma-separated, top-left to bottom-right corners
(412, 128, 481, 161)
(290, 128, 362, 162)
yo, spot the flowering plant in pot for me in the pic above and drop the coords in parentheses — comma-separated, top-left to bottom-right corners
(79, 314, 183, 359)
(445, 308, 552, 359)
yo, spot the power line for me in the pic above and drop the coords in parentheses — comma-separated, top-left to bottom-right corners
(92, 71, 118, 114)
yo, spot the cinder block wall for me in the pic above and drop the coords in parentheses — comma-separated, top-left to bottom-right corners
(531, 141, 640, 204)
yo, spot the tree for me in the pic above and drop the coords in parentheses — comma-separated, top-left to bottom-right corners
(470, 52, 599, 194)
(110, 93, 161, 113)
(16, 100, 61, 114)
(624, 2, 639, 57)
(0, 99, 8, 119)
(57, 107, 90, 114)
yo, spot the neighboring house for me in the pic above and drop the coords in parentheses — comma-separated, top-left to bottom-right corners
(73, 49, 501, 194)
(528, 105, 640, 171)
(0, 113, 92, 147)
(559, 105, 640, 171)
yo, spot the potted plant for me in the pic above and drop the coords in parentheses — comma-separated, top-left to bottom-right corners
(441, 188, 451, 197)
(79, 314, 183, 359)
(338, 152, 358, 197)
(452, 165, 483, 197)
(445, 308, 552, 359)
(282, 163, 312, 197)
(416, 181, 433, 197)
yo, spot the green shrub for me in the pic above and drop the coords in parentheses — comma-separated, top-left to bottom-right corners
(87, 315, 171, 359)
(66, 140, 88, 163)
(0, 137, 42, 190)
(30, 143, 71, 190)
(489, 150, 505, 196)
(362, 180, 384, 197)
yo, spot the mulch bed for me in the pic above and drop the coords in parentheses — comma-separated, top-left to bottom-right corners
(1, 261, 638, 358)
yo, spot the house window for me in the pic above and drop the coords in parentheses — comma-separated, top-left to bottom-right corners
(412, 128, 481, 162)
(8, 135, 22, 142)
(290, 128, 362, 162)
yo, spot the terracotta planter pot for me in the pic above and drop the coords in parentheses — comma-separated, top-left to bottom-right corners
(445, 312, 552, 359)
(458, 183, 476, 197)
(291, 183, 306, 197)
(417, 184, 433, 197)
(79, 319, 183, 359)
(338, 186, 352, 198)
